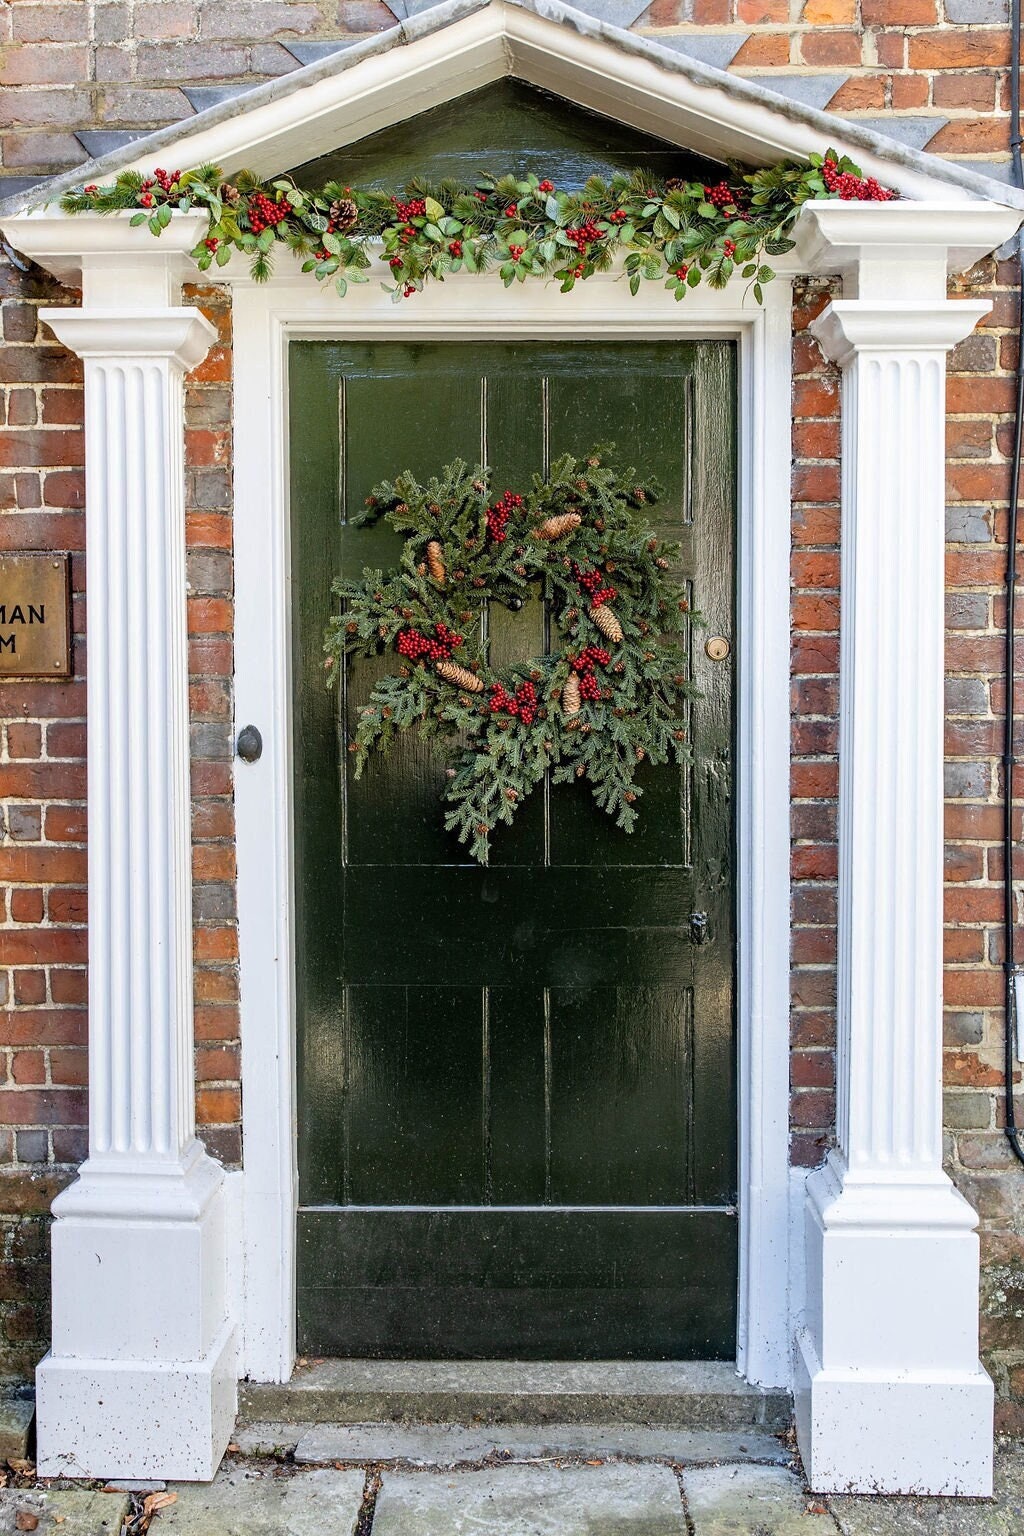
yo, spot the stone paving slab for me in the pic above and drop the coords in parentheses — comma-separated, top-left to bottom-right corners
(828, 1493, 1005, 1535)
(371, 1463, 687, 1535)
(232, 1423, 316, 1458)
(683, 1463, 820, 1534)
(163, 1464, 365, 1535)
(0, 1489, 128, 1534)
(241, 1359, 789, 1429)
(0, 1383, 34, 1464)
(293, 1422, 791, 1468)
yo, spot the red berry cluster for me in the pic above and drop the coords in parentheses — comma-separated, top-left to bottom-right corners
(248, 191, 289, 233)
(486, 489, 523, 543)
(509, 244, 525, 261)
(722, 239, 736, 258)
(573, 563, 617, 608)
(399, 223, 419, 245)
(566, 222, 605, 254)
(389, 255, 404, 271)
(673, 263, 689, 280)
(448, 239, 463, 258)
(489, 679, 537, 725)
(571, 644, 611, 674)
(505, 204, 518, 218)
(704, 181, 735, 209)
(153, 167, 181, 193)
(538, 179, 555, 193)
(205, 237, 219, 252)
(392, 197, 427, 220)
(396, 622, 463, 662)
(822, 158, 896, 202)
(609, 208, 629, 224)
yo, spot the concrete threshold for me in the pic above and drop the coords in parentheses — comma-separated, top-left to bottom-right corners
(238, 1360, 792, 1431)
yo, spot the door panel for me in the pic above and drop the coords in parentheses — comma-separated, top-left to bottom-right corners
(291, 340, 737, 1358)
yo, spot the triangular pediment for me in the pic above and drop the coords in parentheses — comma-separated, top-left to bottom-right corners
(1, 0, 1022, 221)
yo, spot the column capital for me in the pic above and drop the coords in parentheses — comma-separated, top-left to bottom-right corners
(794, 199, 1021, 300)
(810, 297, 991, 365)
(40, 307, 217, 372)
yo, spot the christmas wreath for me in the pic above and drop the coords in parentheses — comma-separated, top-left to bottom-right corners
(323, 451, 696, 864)
(60, 150, 894, 304)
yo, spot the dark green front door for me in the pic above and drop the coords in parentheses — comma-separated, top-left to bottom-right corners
(291, 340, 736, 1359)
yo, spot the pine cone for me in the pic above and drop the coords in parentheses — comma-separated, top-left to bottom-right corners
(532, 511, 582, 542)
(592, 603, 623, 644)
(330, 197, 358, 231)
(561, 672, 581, 717)
(222, 183, 242, 205)
(426, 539, 446, 583)
(436, 659, 483, 692)
(664, 177, 686, 192)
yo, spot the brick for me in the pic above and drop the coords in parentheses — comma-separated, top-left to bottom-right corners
(200, 1, 322, 38)
(136, 1, 197, 39)
(862, 0, 937, 19)
(929, 118, 1011, 154)
(0, 45, 90, 85)
(891, 74, 930, 108)
(11, 7, 91, 43)
(933, 73, 997, 109)
(800, 30, 863, 64)
(732, 34, 791, 65)
(908, 28, 1012, 68)
(136, 41, 248, 77)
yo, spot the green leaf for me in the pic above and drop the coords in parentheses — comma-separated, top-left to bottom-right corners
(130, 211, 148, 226)
(335, 275, 348, 297)
(215, 242, 232, 266)
(424, 195, 445, 222)
(662, 204, 680, 229)
(157, 202, 172, 227)
(753, 282, 763, 304)
(697, 201, 716, 218)
(618, 223, 636, 243)
(424, 223, 444, 243)
(629, 271, 641, 296)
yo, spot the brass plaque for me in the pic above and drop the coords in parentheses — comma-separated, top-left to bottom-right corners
(0, 554, 71, 677)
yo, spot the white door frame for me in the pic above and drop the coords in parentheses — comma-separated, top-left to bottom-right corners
(229, 266, 795, 1387)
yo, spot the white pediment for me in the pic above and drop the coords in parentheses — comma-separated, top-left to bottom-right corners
(2, 0, 1023, 225)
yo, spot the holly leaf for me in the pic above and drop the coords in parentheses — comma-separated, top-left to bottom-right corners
(424, 196, 445, 222)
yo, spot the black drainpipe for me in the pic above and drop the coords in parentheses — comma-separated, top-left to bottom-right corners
(1002, 0, 1024, 1164)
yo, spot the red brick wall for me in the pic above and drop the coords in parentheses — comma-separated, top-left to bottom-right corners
(0, 0, 1021, 1410)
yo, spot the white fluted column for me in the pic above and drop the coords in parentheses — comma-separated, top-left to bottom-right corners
(792, 203, 1011, 1497)
(32, 272, 236, 1480)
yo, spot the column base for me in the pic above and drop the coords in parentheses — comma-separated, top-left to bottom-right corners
(796, 1153, 993, 1495)
(35, 1319, 238, 1481)
(37, 1142, 238, 1479)
(795, 1328, 993, 1496)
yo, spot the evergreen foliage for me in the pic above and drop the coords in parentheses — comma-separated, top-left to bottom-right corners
(59, 150, 894, 305)
(323, 451, 697, 863)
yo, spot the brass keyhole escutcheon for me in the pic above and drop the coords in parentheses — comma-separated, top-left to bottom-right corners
(704, 635, 730, 662)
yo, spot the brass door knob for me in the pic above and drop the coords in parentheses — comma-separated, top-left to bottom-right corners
(705, 635, 730, 661)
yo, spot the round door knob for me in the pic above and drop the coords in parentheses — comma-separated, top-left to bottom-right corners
(704, 635, 731, 662)
(237, 724, 263, 763)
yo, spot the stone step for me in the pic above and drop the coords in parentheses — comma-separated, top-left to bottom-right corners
(238, 1361, 791, 1431)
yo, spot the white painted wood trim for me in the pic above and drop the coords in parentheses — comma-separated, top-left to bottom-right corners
(230, 268, 795, 1387)
(794, 208, 998, 1498)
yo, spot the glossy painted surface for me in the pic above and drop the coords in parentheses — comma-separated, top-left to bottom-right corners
(291, 339, 736, 1357)
(290, 78, 727, 191)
